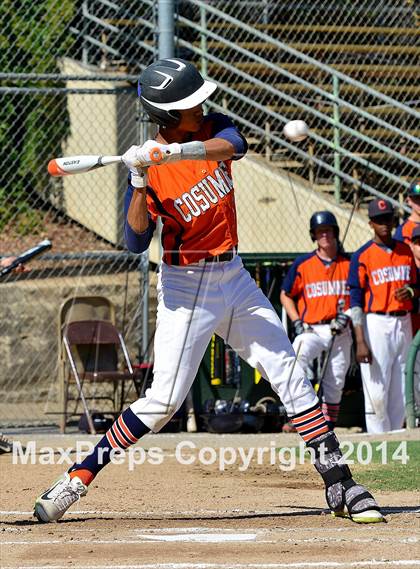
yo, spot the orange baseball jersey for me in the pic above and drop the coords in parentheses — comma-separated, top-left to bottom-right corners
(394, 219, 420, 243)
(348, 240, 416, 313)
(282, 252, 350, 324)
(124, 113, 246, 266)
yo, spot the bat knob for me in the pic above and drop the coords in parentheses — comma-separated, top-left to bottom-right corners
(150, 148, 163, 163)
(48, 159, 65, 177)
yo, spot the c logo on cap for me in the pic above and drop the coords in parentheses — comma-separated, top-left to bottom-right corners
(378, 200, 387, 210)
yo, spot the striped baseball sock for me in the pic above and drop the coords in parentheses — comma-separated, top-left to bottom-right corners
(321, 401, 340, 425)
(290, 402, 331, 443)
(69, 407, 149, 485)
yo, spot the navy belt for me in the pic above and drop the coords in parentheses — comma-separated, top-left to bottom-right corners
(202, 249, 236, 264)
(372, 310, 409, 317)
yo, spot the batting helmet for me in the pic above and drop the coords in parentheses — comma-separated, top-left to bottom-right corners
(408, 179, 420, 197)
(309, 211, 339, 241)
(138, 58, 217, 127)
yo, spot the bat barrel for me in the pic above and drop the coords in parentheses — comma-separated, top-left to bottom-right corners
(47, 155, 122, 176)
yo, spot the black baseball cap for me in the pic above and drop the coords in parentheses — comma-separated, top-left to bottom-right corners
(411, 225, 420, 242)
(408, 179, 420, 197)
(368, 198, 395, 219)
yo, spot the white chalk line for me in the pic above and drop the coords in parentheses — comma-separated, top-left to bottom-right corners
(0, 508, 315, 518)
(3, 561, 420, 568)
(1, 508, 419, 518)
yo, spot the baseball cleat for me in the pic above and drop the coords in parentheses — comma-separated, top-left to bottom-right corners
(34, 473, 87, 522)
(0, 433, 13, 454)
(332, 507, 385, 524)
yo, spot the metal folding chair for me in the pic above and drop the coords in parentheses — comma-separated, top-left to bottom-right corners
(58, 296, 142, 434)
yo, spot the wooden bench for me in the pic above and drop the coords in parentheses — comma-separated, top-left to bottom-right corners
(207, 62, 420, 78)
(201, 41, 419, 56)
(205, 23, 420, 36)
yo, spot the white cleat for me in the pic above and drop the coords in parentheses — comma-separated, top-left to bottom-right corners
(34, 473, 87, 522)
(333, 507, 385, 524)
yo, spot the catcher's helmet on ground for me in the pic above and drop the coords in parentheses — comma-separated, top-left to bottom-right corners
(309, 211, 339, 241)
(138, 58, 217, 127)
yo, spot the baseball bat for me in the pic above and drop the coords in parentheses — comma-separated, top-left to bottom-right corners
(254, 262, 262, 384)
(48, 147, 165, 177)
(185, 388, 197, 433)
(210, 334, 222, 386)
(0, 239, 52, 278)
(314, 299, 346, 395)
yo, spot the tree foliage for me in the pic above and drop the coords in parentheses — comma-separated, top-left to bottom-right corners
(0, 0, 76, 233)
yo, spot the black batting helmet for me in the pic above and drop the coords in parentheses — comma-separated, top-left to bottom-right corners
(138, 58, 217, 127)
(309, 211, 339, 241)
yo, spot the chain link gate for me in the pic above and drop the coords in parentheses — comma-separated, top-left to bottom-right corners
(1, 0, 419, 426)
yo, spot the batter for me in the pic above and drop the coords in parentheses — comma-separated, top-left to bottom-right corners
(34, 59, 383, 525)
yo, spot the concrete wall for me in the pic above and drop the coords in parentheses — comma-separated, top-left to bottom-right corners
(233, 157, 373, 253)
(0, 272, 156, 425)
(59, 58, 137, 245)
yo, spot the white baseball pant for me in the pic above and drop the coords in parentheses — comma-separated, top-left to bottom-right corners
(130, 255, 318, 431)
(360, 313, 412, 433)
(292, 325, 352, 404)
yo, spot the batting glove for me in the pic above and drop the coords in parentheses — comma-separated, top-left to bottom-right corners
(292, 319, 305, 336)
(135, 140, 182, 167)
(330, 312, 350, 335)
(122, 145, 142, 169)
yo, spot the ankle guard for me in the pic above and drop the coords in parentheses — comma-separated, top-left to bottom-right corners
(307, 431, 381, 515)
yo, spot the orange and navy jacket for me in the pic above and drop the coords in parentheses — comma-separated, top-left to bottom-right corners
(281, 251, 350, 324)
(394, 219, 420, 244)
(124, 113, 247, 266)
(348, 239, 416, 313)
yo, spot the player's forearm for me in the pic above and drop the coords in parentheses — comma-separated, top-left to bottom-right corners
(353, 324, 366, 345)
(204, 138, 238, 161)
(126, 188, 149, 234)
(280, 291, 300, 322)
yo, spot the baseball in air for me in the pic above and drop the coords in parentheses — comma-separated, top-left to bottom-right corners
(283, 120, 309, 142)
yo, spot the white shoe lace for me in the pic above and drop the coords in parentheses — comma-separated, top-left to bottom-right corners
(49, 478, 84, 511)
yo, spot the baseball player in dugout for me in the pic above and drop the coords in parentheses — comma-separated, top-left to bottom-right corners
(348, 197, 418, 434)
(280, 211, 352, 428)
(34, 59, 383, 524)
(394, 179, 420, 243)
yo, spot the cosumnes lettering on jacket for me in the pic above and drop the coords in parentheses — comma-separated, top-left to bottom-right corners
(173, 165, 233, 223)
(371, 265, 411, 286)
(305, 279, 349, 298)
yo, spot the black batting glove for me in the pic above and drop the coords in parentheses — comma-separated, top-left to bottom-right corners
(330, 312, 350, 335)
(292, 318, 305, 336)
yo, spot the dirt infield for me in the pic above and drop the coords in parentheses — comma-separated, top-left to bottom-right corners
(1, 431, 419, 569)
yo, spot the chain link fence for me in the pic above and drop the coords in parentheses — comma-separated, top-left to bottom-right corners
(1, 0, 419, 426)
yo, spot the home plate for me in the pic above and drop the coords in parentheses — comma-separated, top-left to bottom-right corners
(136, 532, 257, 543)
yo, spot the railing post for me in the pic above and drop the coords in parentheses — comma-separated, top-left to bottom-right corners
(332, 74, 341, 203)
(158, 0, 175, 58)
(200, 5, 207, 77)
(82, 0, 89, 65)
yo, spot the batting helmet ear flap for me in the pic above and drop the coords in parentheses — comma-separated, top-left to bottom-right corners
(140, 98, 181, 127)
